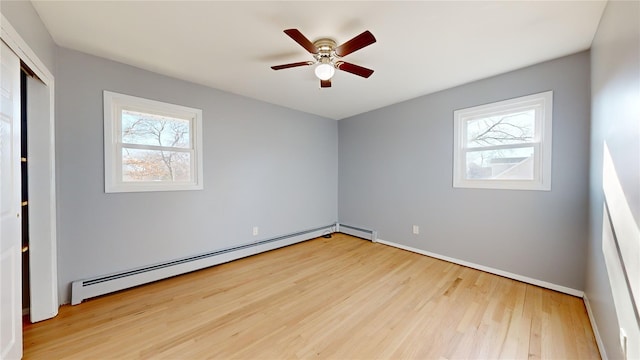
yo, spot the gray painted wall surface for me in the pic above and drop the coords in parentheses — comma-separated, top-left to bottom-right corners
(1, 0, 56, 72)
(339, 52, 590, 291)
(55, 48, 338, 304)
(587, 1, 640, 358)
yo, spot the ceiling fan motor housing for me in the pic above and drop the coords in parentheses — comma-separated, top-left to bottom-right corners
(313, 38, 337, 63)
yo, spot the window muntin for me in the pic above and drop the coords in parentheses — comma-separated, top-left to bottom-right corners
(453, 91, 552, 190)
(104, 91, 203, 192)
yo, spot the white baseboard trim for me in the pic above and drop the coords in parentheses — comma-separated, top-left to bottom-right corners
(376, 238, 584, 297)
(583, 294, 608, 360)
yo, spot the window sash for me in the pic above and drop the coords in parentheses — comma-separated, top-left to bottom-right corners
(461, 105, 542, 149)
(117, 145, 196, 184)
(118, 108, 194, 149)
(460, 143, 541, 182)
(115, 108, 196, 184)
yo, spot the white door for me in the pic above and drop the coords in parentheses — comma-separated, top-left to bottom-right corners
(0, 40, 23, 360)
(26, 74, 57, 323)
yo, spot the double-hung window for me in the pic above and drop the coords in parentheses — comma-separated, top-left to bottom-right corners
(104, 91, 203, 193)
(453, 91, 552, 191)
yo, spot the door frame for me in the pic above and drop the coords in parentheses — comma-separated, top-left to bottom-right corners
(1, 14, 58, 321)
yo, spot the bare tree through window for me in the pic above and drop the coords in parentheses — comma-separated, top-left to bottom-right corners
(465, 110, 535, 179)
(121, 110, 191, 182)
(467, 111, 534, 146)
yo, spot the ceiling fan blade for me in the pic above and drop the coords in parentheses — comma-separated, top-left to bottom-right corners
(320, 79, 331, 88)
(284, 29, 318, 54)
(271, 61, 314, 70)
(336, 61, 374, 78)
(334, 30, 376, 57)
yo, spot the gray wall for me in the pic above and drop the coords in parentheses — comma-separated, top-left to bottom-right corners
(7, 9, 634, 357)
(587, 1, 640, 358)
(55, 48, 338, 304)
(1, 0, 56, 72)
(339, 52, 590, 291)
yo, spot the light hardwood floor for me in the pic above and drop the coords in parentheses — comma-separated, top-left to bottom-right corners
(23, 234, 600, 359)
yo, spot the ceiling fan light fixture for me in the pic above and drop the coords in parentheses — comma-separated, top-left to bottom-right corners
(272, 29, 376, 87)
(314, 62, 335, 80)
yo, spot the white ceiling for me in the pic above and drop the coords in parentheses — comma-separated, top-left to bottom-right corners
(31, 1, 606, 120)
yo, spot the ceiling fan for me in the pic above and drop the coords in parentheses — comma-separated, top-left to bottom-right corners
(271, 29, 377, 88)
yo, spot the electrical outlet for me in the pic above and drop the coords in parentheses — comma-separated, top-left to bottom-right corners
(412, 225, 419, 235)
(620, 328, 628, 360)
(252, 226, 259, 236)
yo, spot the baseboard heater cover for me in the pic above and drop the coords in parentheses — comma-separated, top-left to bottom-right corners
(338, 223, 377, 242)
(71, 224, 336, 305)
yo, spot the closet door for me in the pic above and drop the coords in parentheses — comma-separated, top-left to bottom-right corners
(0, 39, 23, 360)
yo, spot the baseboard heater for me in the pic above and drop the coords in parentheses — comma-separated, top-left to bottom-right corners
(338, 223, 377, 242)
(71, 224, 336, 305)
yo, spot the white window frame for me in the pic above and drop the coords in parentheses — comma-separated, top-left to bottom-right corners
(103, 91, 204, 193)
(453, 91, 552, 191)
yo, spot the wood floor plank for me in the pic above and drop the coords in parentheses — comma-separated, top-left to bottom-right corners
(23, 234, 600, 359)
